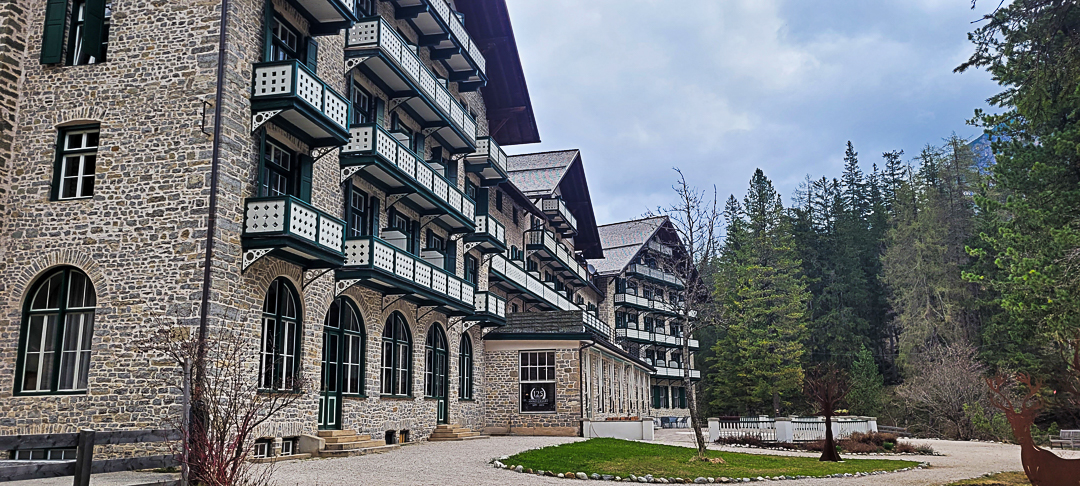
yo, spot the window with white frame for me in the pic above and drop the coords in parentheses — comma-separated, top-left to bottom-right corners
(54, 126, 99, 200)
(18, 267, 96, 394)
(69, 0, 112, 65)
(519, 351, 556, 413)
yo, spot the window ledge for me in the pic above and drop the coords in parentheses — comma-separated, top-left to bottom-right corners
(380, 395, 415, 401)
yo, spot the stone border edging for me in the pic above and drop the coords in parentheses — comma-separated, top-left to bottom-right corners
(490, 456, 931, 483)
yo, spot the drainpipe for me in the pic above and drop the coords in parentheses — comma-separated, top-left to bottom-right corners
(196, 0, 231, 391)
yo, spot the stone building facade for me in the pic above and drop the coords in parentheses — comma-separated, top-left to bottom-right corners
(0, 0, 700, 460)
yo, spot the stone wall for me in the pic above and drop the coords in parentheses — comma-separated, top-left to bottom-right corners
(482, 345, 580, 437)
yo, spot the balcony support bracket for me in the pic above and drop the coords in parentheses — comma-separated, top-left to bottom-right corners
(303, 268, 334, 290)
(344, 56, 372, 75)
(415, 305, 439, 323)
(242, 248, 273, 272)
(385, 193, 409, 211)
(463, 242, 479, 253)
(421, 127, 440, 137)
(251, 110, 282, 132)
(341, 165, 365, 183)
(311, 146, 338, 162)
(382, 294, 408, 312)
(389, 96, 414, 112)
(335, 278, 362, 296)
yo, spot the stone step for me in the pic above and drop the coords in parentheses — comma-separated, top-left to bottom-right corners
(323, 434, 368, 444)
(430, 431, 479, 439)
(323, 439, 387, 450)
(318, 444, 400, 458)
(317, 430, 357, 438)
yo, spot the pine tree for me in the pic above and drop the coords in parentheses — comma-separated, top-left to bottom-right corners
(847, 345, 884, 416)
(708, 170, 810, 415)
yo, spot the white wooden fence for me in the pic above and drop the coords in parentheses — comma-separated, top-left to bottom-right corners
(708, 416, 878, 443)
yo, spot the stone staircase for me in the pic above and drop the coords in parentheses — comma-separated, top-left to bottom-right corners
(427, 424, 488, 442)
(317, 430, 399, 457)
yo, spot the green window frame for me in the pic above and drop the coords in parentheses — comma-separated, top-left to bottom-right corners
(463, 255, 478, 285)
(66, 0, 111, 66)
(458, 334, 473, 400)
(52, 125, 99, 201)
(380, 312, 412, 396)
(423, 324, 447, 398)
(16, 267, 96, 395)
(259, 278, 302, 392)
(324, 297, 365, 396)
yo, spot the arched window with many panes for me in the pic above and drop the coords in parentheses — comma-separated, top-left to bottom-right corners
(458, 334, 473, 400)
(259, 278, 301, 391)
(17, 267, 96, 394)
(381, 312, 411, 396)
(424, 324, 448, 398)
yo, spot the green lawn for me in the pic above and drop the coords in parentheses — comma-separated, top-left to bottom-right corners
(948, 472, 1030, 486)
(503, 438, 921, 479)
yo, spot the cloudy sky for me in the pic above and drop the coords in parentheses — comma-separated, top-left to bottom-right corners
(501, 0, 1002, 225)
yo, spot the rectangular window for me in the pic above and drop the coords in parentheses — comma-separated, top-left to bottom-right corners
(11, 448, 77, 461)
(269, 17, 300, 61)
(355, 0, 376, 16)
(253, 440, 271, 458)
(54, 126, 99, 200)
(426, 230, 445, 253)
(347, 185, 367, 237)
(615, 312, 626, 329)
(67, 0, 112, 65)
(259, 138, 298, 197)
(350, 82, 375, 125)
(512, 208, 519, 225)
(495, 190, 503, 212)
(519, 351, 556, 413)
(465, 179, 477, 200)
(464, 255, 478, 284)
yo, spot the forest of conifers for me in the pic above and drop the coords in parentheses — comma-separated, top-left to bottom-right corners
(695, 0, 1080, 440)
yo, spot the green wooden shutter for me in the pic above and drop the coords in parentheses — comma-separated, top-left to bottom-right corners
(41, 0, 68, 64)
(262, 0, 274, 61)
(298, 155, 313, 202)
(445, 237, 457, 273)
(369, 198, 379, 237)
(305, 37, 319, 73)
(81, 0, 107, 60)
(375, 98, 385, 126)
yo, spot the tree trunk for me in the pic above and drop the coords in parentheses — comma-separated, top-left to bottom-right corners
(683, 337, 708, 458)
(820, 413, 841, 462)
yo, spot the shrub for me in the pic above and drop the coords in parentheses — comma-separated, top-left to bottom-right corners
(912, 444, 935, 455)
(882, 441, 895, 451)
(895, 442, 918, 454)
(715, 434, 766, 448)
(843, 441, 879, 453)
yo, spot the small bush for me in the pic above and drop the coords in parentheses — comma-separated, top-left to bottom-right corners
(715, 434, 766, 448)
(804, 440, 825, 451)
(882, 441, 895, 451)
(913, 444, 935, 455)
(843, 441, 879, 453)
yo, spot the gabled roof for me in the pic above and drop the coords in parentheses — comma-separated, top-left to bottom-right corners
(506, 150, 603, 259)
(591, 216, 668, 275)
(505, 149, 578, 196)
(453, 0, 540, 146)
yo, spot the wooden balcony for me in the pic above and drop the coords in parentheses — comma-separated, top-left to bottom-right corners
(341, 123, 475, 233)
(465, 291, 506, 327)
(287, 0, 357, 35)
(525, 229, 590, 286)
(464, 137, 508, 185)
(464, 214, 506, 254)
(242, 196, 346, 270)
(344, 17, 477, 153)
(383, 0, 487, 90)
(250, 60, 351, 147)
(615, 327, 699, 350)
(541, 197, 577, 237)
(336, 236, 474, 314)
(613, 292, 680, 316)
(626, 264, 685, 289)
(652, 363, 701, 381)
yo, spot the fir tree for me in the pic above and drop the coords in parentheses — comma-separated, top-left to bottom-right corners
(847, 345, 884, 416)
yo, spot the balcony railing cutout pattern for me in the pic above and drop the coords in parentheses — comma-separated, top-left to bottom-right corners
(337, 236, 474, 310)
(627, 263, 685, 289)
(242, 196, 346, 270)
(345, 18, 477, 149)
(615, 328, 699, 349)
(470, 292, 506, 324)
(465, 137, 508, 184)
(342, 124, 475, 229)
(251, 60, 350, 146)
(489, 254, 610, 337)
(541, 197, 577, 235)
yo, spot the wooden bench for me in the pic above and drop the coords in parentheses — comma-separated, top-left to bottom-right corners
(1050, 430, 1080, 449)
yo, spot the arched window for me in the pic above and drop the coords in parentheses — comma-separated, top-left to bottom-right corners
(260, 278, 301, 391)
(18, 267, 96, 393)
(458, 334, 473, 400)
(424, 324, 448, 397)
(381, 312, 411, 396)
(324, 297, 365, 395)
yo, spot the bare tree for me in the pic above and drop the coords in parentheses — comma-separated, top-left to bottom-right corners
(138, 320, 308, 486)
(648, 168, 724, 459)
(805, 365, 850, 462)
(896, 342, 987, 439)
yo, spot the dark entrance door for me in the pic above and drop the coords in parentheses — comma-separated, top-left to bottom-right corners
(320, 298, 365, 430)
(425, 325, 449, 424)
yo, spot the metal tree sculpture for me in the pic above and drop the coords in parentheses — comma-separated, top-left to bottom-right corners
(986, 374, 1080, 486)
(805, 365, 850, 462)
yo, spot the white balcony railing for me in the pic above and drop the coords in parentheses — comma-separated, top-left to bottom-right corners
(626, 264, 684, 288)
(346, 18, 477, 144)
(525, 230, 590, 284)
(474, 292, 506, 319)
(465, 137, 508, 182)
(490, 254, 609, 337)
(344, 236, 474, 308)
(615, 327, 699, 349)
(343, 124, 475, 225)
(423, 0, 486, 75)
(647, 240, 674, 256)
(244, 196, 345, 257)
(541, 197, 577, 232)
(474, 215, 506, 246)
